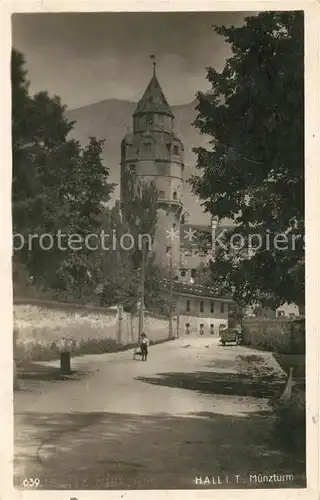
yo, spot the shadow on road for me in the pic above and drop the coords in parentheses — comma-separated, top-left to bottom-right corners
(135, 370, 285, 399)
(16, 361, 92, 382)
(14, 409, 306, 490)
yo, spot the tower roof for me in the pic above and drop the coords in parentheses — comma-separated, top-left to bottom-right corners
(133, 75, 174, 118)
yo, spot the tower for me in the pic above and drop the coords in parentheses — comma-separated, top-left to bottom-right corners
(121, 58, 184, 270)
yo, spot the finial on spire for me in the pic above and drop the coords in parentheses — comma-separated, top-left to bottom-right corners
(150, 54, 156, 76)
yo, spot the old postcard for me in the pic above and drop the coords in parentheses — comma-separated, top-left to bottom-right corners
(0, 1, 319, 499)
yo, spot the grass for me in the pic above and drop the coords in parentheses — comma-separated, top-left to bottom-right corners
(236, 354, 282, 383)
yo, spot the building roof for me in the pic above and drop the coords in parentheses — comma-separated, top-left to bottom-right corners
(158, 279, 233, 301)
(180, 223, 233, 250)
(133, 75, 174, 117)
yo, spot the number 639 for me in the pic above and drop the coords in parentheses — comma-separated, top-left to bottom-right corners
(22, 477, 40, 488)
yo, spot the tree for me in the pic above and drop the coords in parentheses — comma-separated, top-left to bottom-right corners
(121, 175, 159, 268)
(190, 12, 304, 308)
(12, 49, 115, 298)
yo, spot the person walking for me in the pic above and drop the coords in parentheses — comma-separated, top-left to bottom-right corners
(140, 332, 149, 361)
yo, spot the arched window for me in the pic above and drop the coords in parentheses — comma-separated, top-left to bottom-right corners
(183, 212, 189, 224)
(173, 145, 179, 155)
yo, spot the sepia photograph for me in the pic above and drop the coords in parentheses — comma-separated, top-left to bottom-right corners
(10, 9, 307, 491)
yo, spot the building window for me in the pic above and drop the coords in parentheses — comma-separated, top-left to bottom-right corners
(129, 164, 136, 174)
(210, 324, 214, 335)
(277, 310, 285, 317)
(191, 269, 196, 278)
(173, 145, 179, 155)
(210, 302, 214, 313)
(144, 143, 151, 152)
(220, 302, 225, 313)
(159, 190, 165, 199)
(180, 270, 186, 277)
(185, 323, 190, 335)
(200, 324, 204, 335)
(289, 313, 295, 319)
(166, 246, 171, 255)
(146, 115, 153, 126)
(173, 191, 177, 200)
(186, 300, 190, 312)
(200, 301, 204, 313)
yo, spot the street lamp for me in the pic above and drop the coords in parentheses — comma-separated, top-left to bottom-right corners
(167, 245, 174, 339)
(137, 216, 146, 344)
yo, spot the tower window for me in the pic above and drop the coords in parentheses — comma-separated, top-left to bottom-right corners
(157, 114, 164, 127)
(174, 145, 179, 155)
(186, 300, 190, 312)
(144, 143, 151, 152)
(210, 302, 214, 313)
(173, 191, 177, 200)
(159, 190, 165, 199)
(220, 302, 225, 313)
(146, 115, 153, 126)
(180, 270, 186, 277)
(129, 164, 136, 174)
(200, 301, 204, 313)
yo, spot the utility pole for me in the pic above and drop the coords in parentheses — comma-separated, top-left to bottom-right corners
(168, 247, 173, 339)
(117, 304, 123, 344)
(138, 239, 146, 344)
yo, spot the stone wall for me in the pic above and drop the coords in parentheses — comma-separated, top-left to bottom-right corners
(242, 317, 293, 353)
(120, 311, 170, 344)
(13, 300, 170, 362)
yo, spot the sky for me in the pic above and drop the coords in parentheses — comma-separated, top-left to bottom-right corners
(12, 12, 251, 110)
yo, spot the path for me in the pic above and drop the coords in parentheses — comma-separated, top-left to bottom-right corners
(14, 337, 306, 490)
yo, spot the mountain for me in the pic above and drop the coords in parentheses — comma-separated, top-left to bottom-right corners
(66, 98, 212, 224)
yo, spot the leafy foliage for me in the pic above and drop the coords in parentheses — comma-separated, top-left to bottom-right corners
(12, 49, 114, 297)
(190, 12, 304, 308)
